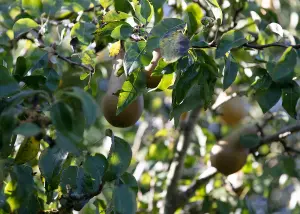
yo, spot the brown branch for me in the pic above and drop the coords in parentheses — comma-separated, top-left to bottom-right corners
(261, 123, 300, 144)
(244, 42, 300, 50)
(163, 107, 202, 214)
(177, 167, 217, 208)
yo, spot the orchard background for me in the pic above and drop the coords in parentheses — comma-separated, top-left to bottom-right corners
(0, 0, 300, 213)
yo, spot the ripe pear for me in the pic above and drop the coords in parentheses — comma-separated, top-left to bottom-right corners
(210, 125, 258, 175)
(145, 48, 162, 88)
(101, 51, 144, 128)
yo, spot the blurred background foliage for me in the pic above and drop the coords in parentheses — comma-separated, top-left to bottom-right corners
(0, 0, 300, 213)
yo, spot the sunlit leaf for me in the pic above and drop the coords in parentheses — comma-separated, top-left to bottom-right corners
(14, 137, 40, 165)
(103, 10, 131, 22)
(12, 18, 39, 38)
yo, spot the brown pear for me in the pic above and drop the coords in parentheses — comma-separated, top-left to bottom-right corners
(210, 125, 258, 175)
(101, 51, 144, 128)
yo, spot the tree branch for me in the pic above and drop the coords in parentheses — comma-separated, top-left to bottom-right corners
(163, 107, 202, 214)
(177, 167, 217, 208)
(244, 42, 300, 50)
(56, 54, 94, 72)
(261, 123, 300, 144)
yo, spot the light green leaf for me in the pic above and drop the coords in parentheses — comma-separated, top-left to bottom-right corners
(216, 30, 247, 58)
(22, 0, 42, 15)
(13, 18, 39, 38)
(132, 0, 154, 25)
(103, 10, 131, 22)
(117, 71, 145, 115)
(99, 0, 113, 9)
(204, 0, 222, 24)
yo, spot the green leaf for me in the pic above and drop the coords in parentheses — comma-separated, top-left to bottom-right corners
(216, 30, 247, 59)
(132, 0, 154, 25)
(51, 102, 74, 134)
(223, 57, 239, 90)
(123, 41, 146, 75)
(150, 18, 186, 49)
(117, 71, 145, 115)
(63, 87, 99, 127)
(14, 137, 40, 164)
(111, 24, 134, 40)
(0, 108, 18, 158)
(151, 73, 174, 91)
(255, 83, 281, 113)
(251, 72, 272, 91)
(42, 0, 63, 16)
(184, 3, 203, 35)
(113, 185, 137, 214)
(266, 22, 283, 37)
(120, 172, 139, 194)
(174, 64, 200, 104)
(22, 0, 42, 15)
(39, 146, 68, 190)
(240, 134, 260, 149)
(60, 166, 84, 194)
(191, 31, 209, 48)
(159, 31, 190, 63)
(267, 47, 297, 84)
(282, 81, 300, 118)
(44, 68, 60, 92)
(71, 22, 96, 46)
(204, 0, 222, 24)
(14, 57, 28, 81)
(0, 65, 20, 98)
(83, 154, 108, 192)
(13, 123, 41, 137)
(22, 75, 46, 89)
(104, 136, 132, 181)
(13, 18, 39, 38)
(103, 10, 131, 22)
(99, 0, 113, 9)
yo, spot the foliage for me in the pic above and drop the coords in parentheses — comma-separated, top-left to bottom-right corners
(0, 0, 300, 213)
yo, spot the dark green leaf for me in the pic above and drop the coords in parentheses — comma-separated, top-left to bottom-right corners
(251, 72, 272, 91)
(111, 24, 134, 40)
(14, 57, 28, 81)
(51, 102, 74, 133)
(150, 18, 186, 49)
(123, 41, 146, 75)
(159, 31, 190, 63)
(39, 146, 68, 190)
(113, 185, 137, 214)
(13, 123, 41, 137)
(22, 75, 46, 89)
(44, 68, 60, 92)
(63, 87, 99, 127)
(120, 172, 139, 194)
(104, 136, 132, 181)
(282, 81, 300, 118)
(71, 22, 96, 46)
(255, 83, 281, 113)
(0, 65, 20, 98)
(240, 134, 260, 149)
(83, 154, 108, 192)
(267, 47, 297, 84)
(223, 57, 239, 90)
(216, 30, 248, 59)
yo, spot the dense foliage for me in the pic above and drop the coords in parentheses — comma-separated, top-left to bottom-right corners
(0, 0, 300, 213)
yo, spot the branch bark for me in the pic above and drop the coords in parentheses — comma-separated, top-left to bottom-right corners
(261, 123, 300, 144)
(163, 107, 202, 214)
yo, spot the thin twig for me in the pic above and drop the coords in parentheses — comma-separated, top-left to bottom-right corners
(56, 54, 94, 72)
(261, 123, 300, 144)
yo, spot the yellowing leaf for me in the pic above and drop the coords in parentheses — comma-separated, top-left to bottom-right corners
(15, 137, 40, 165)
(109, 41, 121, 57)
